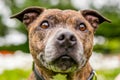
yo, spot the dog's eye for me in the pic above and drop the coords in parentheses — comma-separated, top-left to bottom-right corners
(79, 23, 86, 31)
(40, 21, 49, 29)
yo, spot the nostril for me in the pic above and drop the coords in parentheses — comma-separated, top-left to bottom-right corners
(57, 34, 65, 41)
(70, 35, 76, 41)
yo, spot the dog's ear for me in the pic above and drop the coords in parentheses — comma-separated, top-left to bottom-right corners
(10, 7, 45, 26)
(81, 10, 111, 31)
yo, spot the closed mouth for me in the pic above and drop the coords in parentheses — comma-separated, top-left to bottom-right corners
(52, 55, 78, 71)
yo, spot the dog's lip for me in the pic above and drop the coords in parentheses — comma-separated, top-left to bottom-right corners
(53, 55, 70, 61)
(53, 54, 78, 64)
(59, 55, 71, 60)
(52, 55, 78, 71)
(56, 55, 72, 62)
(58, 55, 71, 59)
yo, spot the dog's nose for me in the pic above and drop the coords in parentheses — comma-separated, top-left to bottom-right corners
(56, 30, 77, 47)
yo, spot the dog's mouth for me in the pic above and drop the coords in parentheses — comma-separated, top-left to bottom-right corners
(50, 55, 78, 72)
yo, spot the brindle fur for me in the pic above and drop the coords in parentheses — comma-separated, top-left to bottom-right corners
(11, 6, 110, 80)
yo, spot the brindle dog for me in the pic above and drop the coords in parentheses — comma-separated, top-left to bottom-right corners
(11, 6, 111, 80)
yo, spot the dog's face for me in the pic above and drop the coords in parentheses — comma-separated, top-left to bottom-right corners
(11, 7, 110, 73)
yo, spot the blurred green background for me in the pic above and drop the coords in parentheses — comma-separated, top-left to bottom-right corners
(0, 0, 120, 80)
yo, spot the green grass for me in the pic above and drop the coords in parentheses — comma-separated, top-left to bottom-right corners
(96, 68, 120, 80)
(0, 69, 31, 80)
(0, 68, 120, 80)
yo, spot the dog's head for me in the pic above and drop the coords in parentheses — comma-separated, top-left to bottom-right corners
(11, 7, 110, 73)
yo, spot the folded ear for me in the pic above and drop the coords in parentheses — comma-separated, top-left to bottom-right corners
(10, 6, 45, 26)
(81, 10, 111, 31)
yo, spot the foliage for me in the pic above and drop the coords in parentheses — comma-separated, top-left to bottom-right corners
(94, 38, 120, 53)
(0, 16, 7, 36)
(95, 5, 120, 39)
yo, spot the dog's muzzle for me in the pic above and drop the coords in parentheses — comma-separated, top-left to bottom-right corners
(38, 29, 86, 73)
(51, 30, 78, 71)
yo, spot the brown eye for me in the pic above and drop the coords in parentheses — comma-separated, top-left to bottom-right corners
(79, 23, 86, 31)
(40, 21, 49, 29)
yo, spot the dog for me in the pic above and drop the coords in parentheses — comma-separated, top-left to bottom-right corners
(11, 6, 111, 80)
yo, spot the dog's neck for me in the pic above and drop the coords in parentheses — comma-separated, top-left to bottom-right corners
(33, 62, 93, 80)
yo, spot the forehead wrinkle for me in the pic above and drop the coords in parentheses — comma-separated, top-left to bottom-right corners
(41, 10, 66, 23)
(41, 9, 83, 23)
(62, 10, 87, 24)
(62, 10, 81, 18)
(38, 9, 87, 25)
